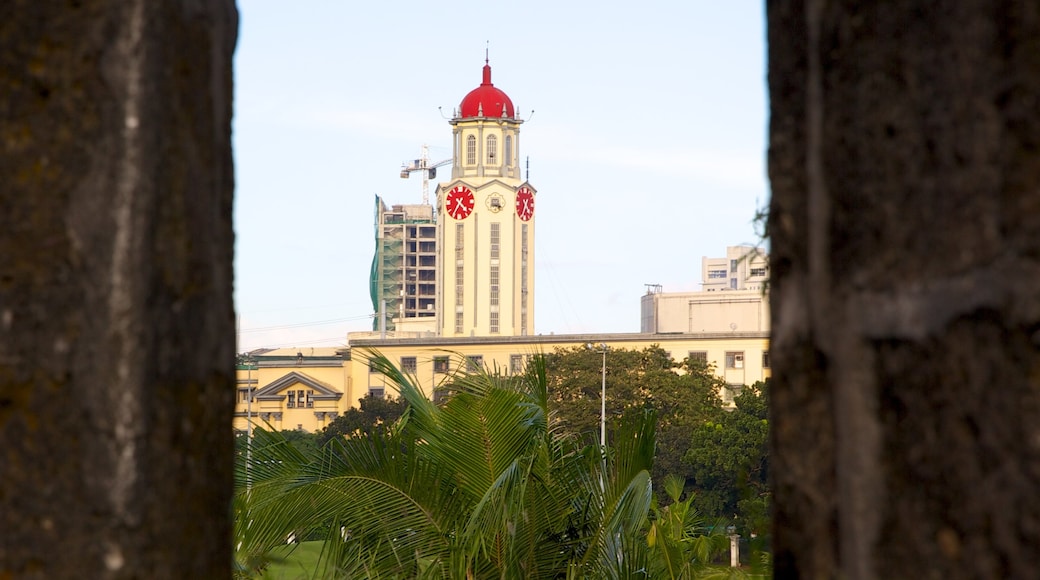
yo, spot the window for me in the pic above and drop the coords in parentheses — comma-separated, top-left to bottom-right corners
(708, 269, 727, 279)
(762, 351, 771, 368)
(466, 355, 483, 372)
(298, 390, 305, 408)
(489, 311, 499, 334)
(504, 135, 512, 165)
(688, 351, 708, 364)
(287, 391, 295, 408)
(306, 390, 314, 408)
(730, 259, 738, 273)
(486, 134, 497, 164)
(510, 354, 523, 374)
(750, 267, 767, 277)
(433, 356, 450, 374)
(369, 387, 385, 399)
(724, 384, 744, 403)
(401, 356, 417, 373)
(466, 135, 476, 165)
(368, 359, 380, 373)
(521, 224, 529, 332)
(730, 278, 738, 290)
(490, 223, 500, 259)
(725, 352, 744, 369)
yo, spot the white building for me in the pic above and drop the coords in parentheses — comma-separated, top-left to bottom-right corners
(701, 245, 768, 292)
(641, 246, 769, 334)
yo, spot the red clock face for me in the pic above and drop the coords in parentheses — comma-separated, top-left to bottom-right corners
(445, 185, 475, 220)
(515, 187, 534, 221)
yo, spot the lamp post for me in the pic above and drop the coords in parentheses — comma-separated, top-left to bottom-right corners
(586, 342, 608, 447)
(243, 355, 257, 489)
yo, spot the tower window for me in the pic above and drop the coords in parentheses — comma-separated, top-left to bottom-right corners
(504, 135, 512, 166)
(486, 135, 497, 164)
(466, 135, 476, 165)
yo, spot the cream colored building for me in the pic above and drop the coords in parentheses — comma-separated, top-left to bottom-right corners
(234, 332, 772, 433)
(641, 288, 769, 334)
(642, 246, 770, 334)
(233, 347, 347, 433)
(435, 59, 535, 338)
(701, 245, 768, 292)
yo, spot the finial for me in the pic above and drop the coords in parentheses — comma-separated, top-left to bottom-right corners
(485, 40, 489, 65)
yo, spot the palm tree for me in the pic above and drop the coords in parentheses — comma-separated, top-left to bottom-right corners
(233, 351, 659, 579)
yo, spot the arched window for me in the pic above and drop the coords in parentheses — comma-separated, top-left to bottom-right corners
(487, 135, 497, 164)
(504, 135, 512, 166)
(466, 135, 476, 165)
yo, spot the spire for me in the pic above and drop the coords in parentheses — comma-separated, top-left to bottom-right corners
(482, 41, 492, 86)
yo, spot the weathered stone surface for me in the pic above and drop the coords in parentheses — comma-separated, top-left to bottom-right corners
(0, 1, 237, 577)
(769, 1, 1040, 578)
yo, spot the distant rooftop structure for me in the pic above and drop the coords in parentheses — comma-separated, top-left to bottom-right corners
(701, 245, 768, 292)
(641, 245, 770, 334)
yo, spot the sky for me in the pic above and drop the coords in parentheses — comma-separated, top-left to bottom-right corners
(233, 1, 769, 353)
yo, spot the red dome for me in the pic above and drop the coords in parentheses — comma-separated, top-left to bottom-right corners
(459, 62, 514, 119)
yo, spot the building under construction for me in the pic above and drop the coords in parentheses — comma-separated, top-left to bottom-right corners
(369, 195, 437, 331)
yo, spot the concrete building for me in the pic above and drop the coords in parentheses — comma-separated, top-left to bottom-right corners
(701, 245, 769, 292)
(233, 332, 772, 433)
(641, 287, 769, 334)
(370, 196, 438, 332)
(435, 58, 535, 337)
(642, 246, 770, 334)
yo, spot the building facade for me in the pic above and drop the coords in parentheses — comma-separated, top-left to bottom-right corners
(642, 246, 770, 334)
(370, 196, 438, 332)
(234, 332, 772, 433)
(435, 59, 535, 337)
(641, 288, 770, 334)
(701, 245, 768, 292)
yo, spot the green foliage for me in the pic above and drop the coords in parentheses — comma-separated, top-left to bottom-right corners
(645, 475, 730, 578)
(277, 428, 320, 457)
(684, 381, 770, 538)
(316, 393, 407, 446)
(533, 346, 726, 502)
(234, 350, 665, 579)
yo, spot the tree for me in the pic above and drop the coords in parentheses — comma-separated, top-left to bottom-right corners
(534, 346, 725, 501)
(316, 393, 407, 446)
(234, 352, 661, 578)
(684, 381, 770, 537)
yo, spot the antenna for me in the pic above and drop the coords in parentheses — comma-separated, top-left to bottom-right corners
(485, 40, 489, 64)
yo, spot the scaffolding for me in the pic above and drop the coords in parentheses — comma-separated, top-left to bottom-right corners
(370, 195, 438, 331)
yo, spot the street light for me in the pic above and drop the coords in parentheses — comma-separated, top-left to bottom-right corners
(586, 342, 607, 448)
(243, 355, 258, 490)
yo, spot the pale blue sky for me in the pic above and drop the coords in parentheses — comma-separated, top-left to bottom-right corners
(234, 1, 768, 352)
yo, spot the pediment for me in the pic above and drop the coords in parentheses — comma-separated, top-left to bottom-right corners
(254, 371, 342, 400)
(436, 179, 533, 196)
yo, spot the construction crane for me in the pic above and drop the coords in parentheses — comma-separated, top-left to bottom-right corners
(400, 144, 451, 205)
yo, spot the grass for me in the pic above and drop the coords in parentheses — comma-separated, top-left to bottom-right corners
(258, 541, 323, 580)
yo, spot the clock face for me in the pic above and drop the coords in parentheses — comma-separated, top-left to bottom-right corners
(515, 187, 534, 221)
(445, 185, 475, 220)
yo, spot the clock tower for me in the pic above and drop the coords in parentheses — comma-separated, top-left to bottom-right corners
(436, 59, 536, 337)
